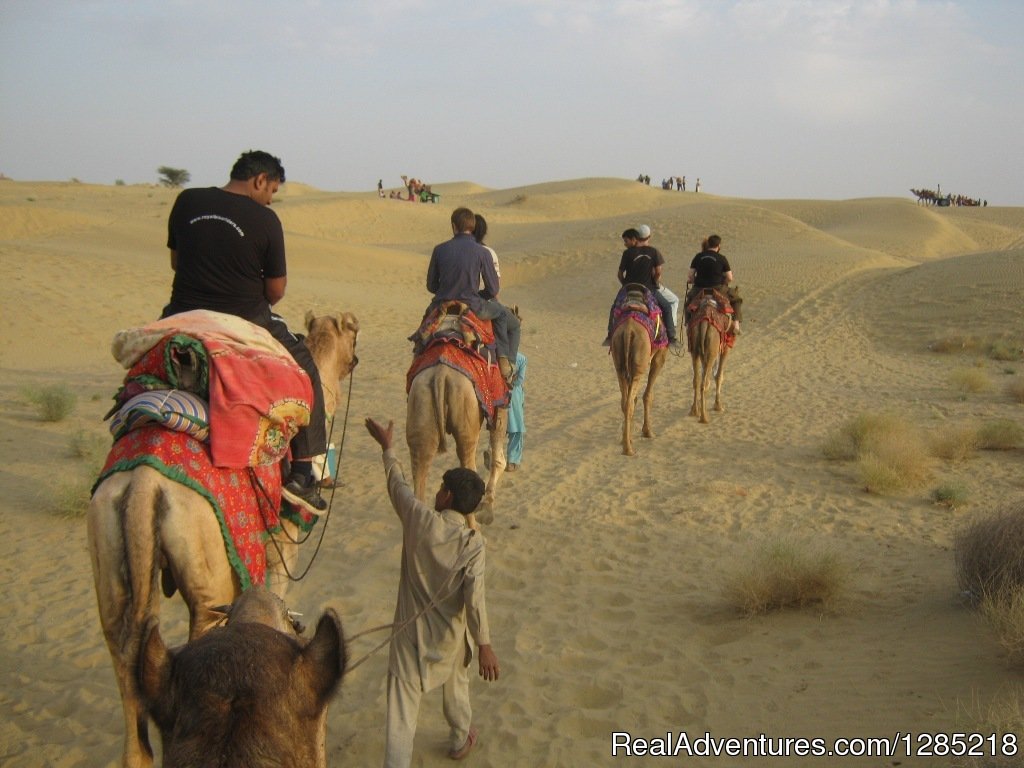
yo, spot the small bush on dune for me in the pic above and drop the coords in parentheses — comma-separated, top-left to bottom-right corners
(929, 424, 979, 462)
(951, 690, 1024, 768)
(955, 502, 1024, 601)
(988, 339, 1024, 363)
(931, 482, 970, 509)
(53, 474, 94, 519)
(1005, 379, 1024, 405)
(977, 420, 1024, 451)
(723, 536, 847, 616)
(929, 333, 981, 354)
(22, 384, 77, 422)
(949, 367, 993, 394)
(69, 428, 109, 465)
(980, 588, 1024, 667)
(823, 413, 933, 493)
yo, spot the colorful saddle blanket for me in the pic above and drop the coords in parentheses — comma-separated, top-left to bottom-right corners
(406, 341, 509, 428)
(108, 311, 313, 469)
(687, 289, 736, 350)
(409, 301, 497, 359)
(611, 285, 669, 349)
(93, 426, 316, 589)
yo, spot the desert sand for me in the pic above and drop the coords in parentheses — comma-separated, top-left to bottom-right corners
(1, 176, 1022, 767)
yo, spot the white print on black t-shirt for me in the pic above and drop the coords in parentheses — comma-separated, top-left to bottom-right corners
(189, 214, 244, 237)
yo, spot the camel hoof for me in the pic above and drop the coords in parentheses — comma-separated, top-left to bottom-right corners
(642, 429, 654, 438)
(699, 416, 709, 424)
(622, 447, 634, 456)
(714, 404, 724, 412)
(688, 407, 698, 417)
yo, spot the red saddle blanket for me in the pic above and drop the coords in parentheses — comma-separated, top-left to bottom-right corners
(94, 426, 315, 589)
(111, 311, 313, 469)
(610, 286, 668, 349)
(406, 341, 509, 428)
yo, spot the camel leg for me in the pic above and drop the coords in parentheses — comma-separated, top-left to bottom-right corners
(699, 351, 715, 424)
(642, 350, 667, 438)
(713, 348, 729, 412)
(689, 353, 701, 419)
(622, 377, 641, 455)
(479, 408, 507, 524)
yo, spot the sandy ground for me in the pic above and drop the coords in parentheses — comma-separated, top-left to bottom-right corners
(1, 176, 1023, 767)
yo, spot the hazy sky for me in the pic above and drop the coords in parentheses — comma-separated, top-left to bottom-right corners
(2, 0, 1022, 203)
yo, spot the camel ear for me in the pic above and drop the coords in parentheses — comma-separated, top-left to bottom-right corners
(344, 313, 360, 334)
(138, 618, 174, 711)
(304, 309, 316, 332)
(298, 609, 347, 704)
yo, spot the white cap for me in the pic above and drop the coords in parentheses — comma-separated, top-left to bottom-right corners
(636, 224, 651, 239)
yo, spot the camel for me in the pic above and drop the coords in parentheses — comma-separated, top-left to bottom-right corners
(406, 361, 508, 522)
(611, 314, 667, 456)
(687, 291, 733, 423)
(138, 586, 347, 768)
(87, 309, 358, 768)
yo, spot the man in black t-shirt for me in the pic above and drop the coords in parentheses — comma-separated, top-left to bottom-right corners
(685, 234, 743, 335)
(162, 150, 327, 514)
(613, 224, 679, 346)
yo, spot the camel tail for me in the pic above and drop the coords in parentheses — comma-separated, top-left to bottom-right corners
(432, 369, 448, 454)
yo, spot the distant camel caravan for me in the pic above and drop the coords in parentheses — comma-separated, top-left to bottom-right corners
(138, 587, 347, 768)
(610, 287, 668, 456)
(88, 309, 358, 768)
(406, 304, 517, 519)
(687, 290, 734, 423)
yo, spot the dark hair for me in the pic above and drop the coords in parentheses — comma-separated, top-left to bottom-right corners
(230, 150, 286, 183)
(706, 234, 722, 249)
(473, 214, 488, 244)
(451, 207, 476, 233)
(622, 228, 640, 240)
(442, 468, 485, 514)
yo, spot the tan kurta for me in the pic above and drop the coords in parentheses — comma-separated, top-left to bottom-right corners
(382, 449, 490, 691)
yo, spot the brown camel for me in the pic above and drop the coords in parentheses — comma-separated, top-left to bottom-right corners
(87, 310, 358, 768)
(687, 292, 733, 423)
(611, 315, 668, 456)
(406, 362, 508, 523)
(138, 587, 347, 768)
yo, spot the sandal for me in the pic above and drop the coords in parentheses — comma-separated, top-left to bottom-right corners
(449, 726, 478, 760)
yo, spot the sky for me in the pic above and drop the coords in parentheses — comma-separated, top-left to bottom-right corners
(1, 0, 1022, 204)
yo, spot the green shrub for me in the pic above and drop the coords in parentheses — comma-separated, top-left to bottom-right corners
(1006, 378, 1024, 405)
(22, 384, 77, 422)
(931, 482, 969, 509)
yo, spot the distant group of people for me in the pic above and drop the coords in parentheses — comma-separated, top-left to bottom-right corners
(636, 174, 701, 193)
(379, 176, 440, 203)
(605, 224, 742, 348)
(910, 187, 986, 207)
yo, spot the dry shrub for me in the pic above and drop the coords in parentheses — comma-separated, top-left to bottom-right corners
(723, 536, 847, 616)
(977, 420, 1024, 450)
(955, 502, 1024, 601)
(1006, 378, 1024, 404)
(949, 367, 993, 394)
(988, 339, 1024, 363)
(951, 690, 1024, 768)
(53, 474, 94, 519)
(980, 588, 1024, 667)
(930, 333, 982, 354)
(822, 412, 907, 460)
(929, 423, 980, 462)
(857, 428, 933, 493)
(823, 413, 933, 493)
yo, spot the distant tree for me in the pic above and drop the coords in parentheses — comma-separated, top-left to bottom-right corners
(157, 166, 190, 188)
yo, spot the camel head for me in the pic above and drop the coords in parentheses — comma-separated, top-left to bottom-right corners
(138, 595, 347, 768)
(305, 310, 360, 377)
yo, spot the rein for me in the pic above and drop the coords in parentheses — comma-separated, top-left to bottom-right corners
(344, 532, 474, 675)
(252, 365, 356, 582)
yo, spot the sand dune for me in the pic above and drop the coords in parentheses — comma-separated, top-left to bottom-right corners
(1, 176, 1023, 767)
